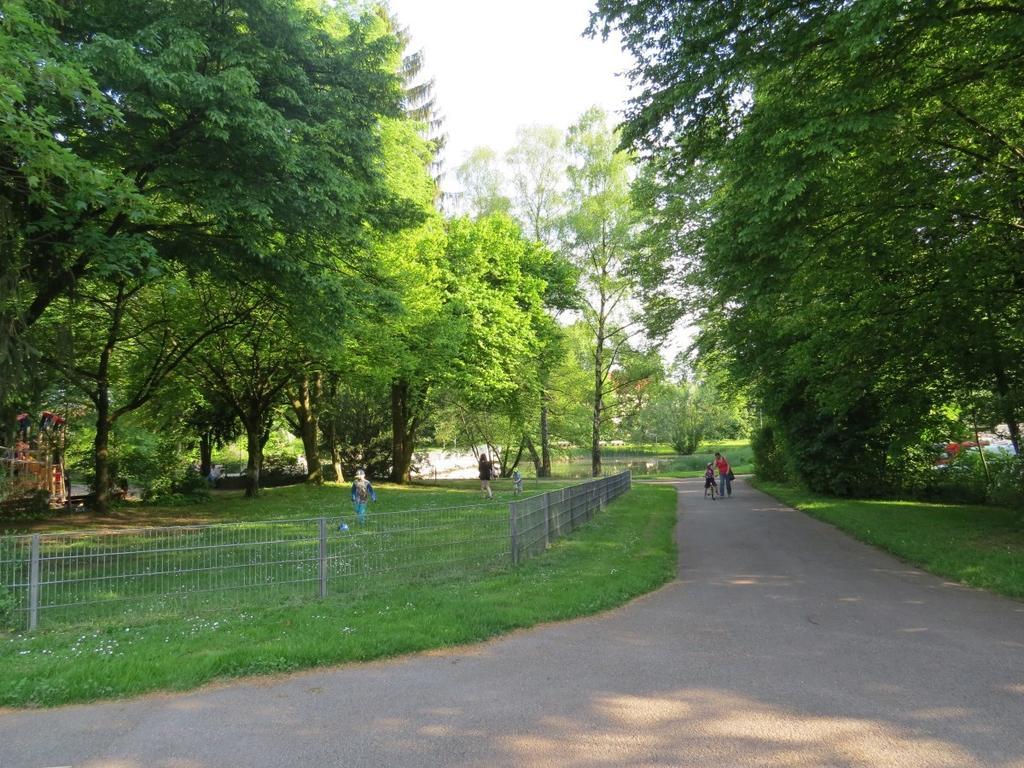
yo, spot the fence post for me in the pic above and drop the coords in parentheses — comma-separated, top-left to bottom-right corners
(509, 501, 519, 566)
(318, 518, 327, 599)
(28, 534, 40, 632)
(543, 492, 551, 548)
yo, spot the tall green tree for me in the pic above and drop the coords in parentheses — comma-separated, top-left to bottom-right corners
(594, 0, 1024, 491)
(506, 125, 565, 248)
(563, 108, 660, 476)
(0, 0, 136, 391)
(30, 271, 240, 511)
(456, 147, 512, 218)
(369, 214, 556, 482)
(3, 0, 412, 381)
(187, 297, 293, 498)
(505, 124, 573, 477)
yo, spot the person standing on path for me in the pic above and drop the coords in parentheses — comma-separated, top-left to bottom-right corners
(479, 453, 494, 499)
(714, 451, 733, 497)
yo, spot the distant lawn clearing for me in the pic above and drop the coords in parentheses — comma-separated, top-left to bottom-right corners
(3, 478, 582, 533)
(0, 483, 678, 708)
(753, 480, 1024, 599)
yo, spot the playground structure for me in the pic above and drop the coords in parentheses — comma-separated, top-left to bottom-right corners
(1, 412, 69, 507)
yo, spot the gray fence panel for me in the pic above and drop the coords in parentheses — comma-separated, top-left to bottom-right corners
(0, 473, 630, 631)
(507, 471, 631, 568)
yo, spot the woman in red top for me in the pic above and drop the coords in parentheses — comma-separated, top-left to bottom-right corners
(714, 452, 732, 497)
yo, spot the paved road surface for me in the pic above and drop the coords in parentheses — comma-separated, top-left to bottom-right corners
(2, 478, 1023, 768)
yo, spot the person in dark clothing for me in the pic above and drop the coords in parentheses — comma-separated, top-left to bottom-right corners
(478, 453, 493, 499)
(15, 412, 31, 441)
(704, 463, 717, 499)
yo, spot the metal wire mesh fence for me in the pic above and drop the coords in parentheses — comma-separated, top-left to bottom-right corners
(0, 472, 630, 631)
(509, 470, 632, 563)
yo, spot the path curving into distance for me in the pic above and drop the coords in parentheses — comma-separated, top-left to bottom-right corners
(2, 477, 1023, 767)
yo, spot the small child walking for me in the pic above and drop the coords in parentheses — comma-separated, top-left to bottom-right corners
(345, 468, 376, 528)
(704, 463, 717, 500)
(511, 468, 523, 494)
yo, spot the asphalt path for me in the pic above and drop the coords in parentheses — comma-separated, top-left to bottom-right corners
(2, 478, 1023, 768)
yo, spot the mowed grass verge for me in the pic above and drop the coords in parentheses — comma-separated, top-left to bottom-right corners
(752, 480, 1024, 599)
(0, 483, 678, 708)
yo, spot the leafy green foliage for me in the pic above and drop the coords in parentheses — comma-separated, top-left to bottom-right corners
(0, 583, 18, 632)
(595, 0, 1024, 494)
(990, 457, 1024, 514)
(2, 0, 438, 506)
(625, 381, 728, 454)
(750, 425, 791, 483)
(456, 147, 512, 218)
(320, 380, 394, 480)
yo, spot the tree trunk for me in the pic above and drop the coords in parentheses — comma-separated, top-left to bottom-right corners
(244, 421, 262, 498)
(390, 380, 417, 483)
(525, 435, 542, 476)
(327, 419, 343, 483)
(994, 365, 1021, 455)
(1004, 414, 1021, 457)
(93, 396, 112, 514)
(199, 431, 212, 478)
(90, 284, 125, 514)
(509, 440, 525, 475)
(592, 341, 604, 477)
(539, 396, 552, 478)
(291, 372, 322, 484)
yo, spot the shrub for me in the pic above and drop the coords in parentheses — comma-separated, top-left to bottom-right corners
(0, 489, 53, 521)
(905, 450, 1022, 507)
(988, 455, 1024, 515)
(260, 453, 307, 481)
(261, 453, 306, 475)
(751, 425, 791, 482)
(0, 584, 19, 632)
(143, 465, 210, 505)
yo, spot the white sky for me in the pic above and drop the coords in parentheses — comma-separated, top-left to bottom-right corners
(385, 0, 634, 194)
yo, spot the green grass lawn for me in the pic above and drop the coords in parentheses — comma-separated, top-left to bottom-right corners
(753, 480, 1024, 599)
(1, 477, 583, 535)
(543, 441, 753, 481)
(0, 482, 678, 708)
(632, 442, 754, 480)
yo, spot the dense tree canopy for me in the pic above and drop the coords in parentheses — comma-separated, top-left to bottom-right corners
(1, 0, 426, 507)
(593, 0, 1024, 494)
(2, 0, 413, 369)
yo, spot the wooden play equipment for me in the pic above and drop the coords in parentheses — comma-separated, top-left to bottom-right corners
(1, 413, 68, 506)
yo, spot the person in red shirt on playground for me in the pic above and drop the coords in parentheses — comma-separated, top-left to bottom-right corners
(714, 451, 733, 497)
